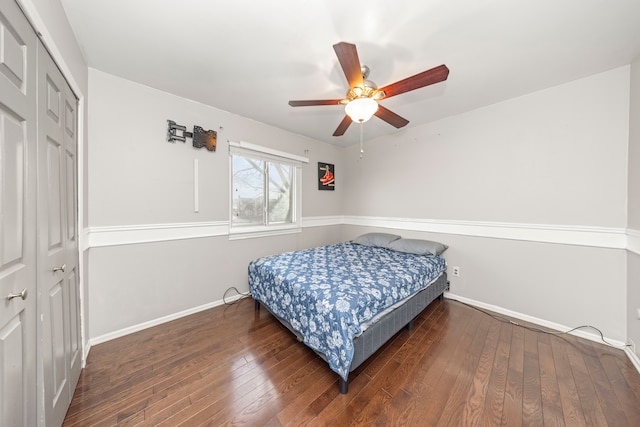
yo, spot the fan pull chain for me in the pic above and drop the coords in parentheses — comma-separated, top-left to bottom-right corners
(359, 123, 364, 159)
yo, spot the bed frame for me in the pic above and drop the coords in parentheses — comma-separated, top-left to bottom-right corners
(254, 272, 448, 394)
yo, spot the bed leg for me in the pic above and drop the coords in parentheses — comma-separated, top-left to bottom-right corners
(438, 293, 444, 301)
(407, 320, 415, 331)
(254, 300, 260, 311)
(339, 377, 349, 394)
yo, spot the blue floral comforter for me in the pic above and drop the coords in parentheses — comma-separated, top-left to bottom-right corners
(248, 242, 447, 380)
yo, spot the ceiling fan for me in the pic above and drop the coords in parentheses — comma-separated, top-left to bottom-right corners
(288, 42, 450, 137)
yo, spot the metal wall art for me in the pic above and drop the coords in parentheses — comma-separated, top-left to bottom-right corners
(167, 120, 217, 151)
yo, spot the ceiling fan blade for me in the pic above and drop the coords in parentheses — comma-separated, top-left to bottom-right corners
(289, 99, 343, 107)
(378, 64, 449, 99)
(375, 105, 409, 128)
(333, 42, 364, 89)
(333, 115, 352, 136)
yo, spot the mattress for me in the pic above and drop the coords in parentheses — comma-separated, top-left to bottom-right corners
(248, 242, 447, 381)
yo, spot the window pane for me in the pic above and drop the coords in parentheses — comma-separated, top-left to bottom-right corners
(232, 156, 264, 225)
(268, 162, 293, 224)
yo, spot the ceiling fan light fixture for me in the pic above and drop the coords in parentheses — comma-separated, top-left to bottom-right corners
(288, 42, 449, 136)
(345, 97, 378, 123)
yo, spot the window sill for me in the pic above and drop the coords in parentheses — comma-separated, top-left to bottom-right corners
(228, 225, 302, 240)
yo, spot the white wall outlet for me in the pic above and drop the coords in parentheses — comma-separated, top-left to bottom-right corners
(452, 266, 460, 277)
(630, 339, 636, 354)
(637, 308, 640, 320)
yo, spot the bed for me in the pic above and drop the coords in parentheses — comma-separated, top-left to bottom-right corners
(248, 233, 448, 393)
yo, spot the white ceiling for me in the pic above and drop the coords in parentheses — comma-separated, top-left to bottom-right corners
(59, 0, 640, 146)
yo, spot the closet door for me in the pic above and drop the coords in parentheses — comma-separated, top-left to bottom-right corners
(0, 0, 38, 426)
(37, 42, 81, 427)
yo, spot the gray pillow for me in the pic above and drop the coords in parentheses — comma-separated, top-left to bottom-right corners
(352, 232, 401, 248)
(388, 238, 448, 256)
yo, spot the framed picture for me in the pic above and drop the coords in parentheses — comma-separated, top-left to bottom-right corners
(318, 162, 335, 190)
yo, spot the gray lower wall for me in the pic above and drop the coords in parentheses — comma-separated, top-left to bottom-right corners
(341, 224, 627, 342)
(628, 252, 640, 356)
(88, 225, 344, 339)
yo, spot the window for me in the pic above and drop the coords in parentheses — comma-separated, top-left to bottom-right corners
(231, 157, 293, 225)
(229, 141, 307, 238)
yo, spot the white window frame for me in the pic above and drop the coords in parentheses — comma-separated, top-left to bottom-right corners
(229, 140, 308, 240)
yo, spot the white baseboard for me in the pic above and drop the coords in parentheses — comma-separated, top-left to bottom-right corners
(449, 292, 640, 375)
(86, 289, 640, 377)
(88, 293, 247, 347)
(444, 292, 627, 348)
(83, 341, 91, 367)
(624, 347, 640, 374)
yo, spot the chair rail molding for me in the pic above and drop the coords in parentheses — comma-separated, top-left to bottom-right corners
(628, 228, 640, 256)
(88, 221, 229, 247)
(343, 216, 627, 250)
(85, 216, 631, 251)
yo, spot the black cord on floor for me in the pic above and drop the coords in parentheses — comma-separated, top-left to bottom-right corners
(446, 297, 631, 350)
(223, 286, 251, 305)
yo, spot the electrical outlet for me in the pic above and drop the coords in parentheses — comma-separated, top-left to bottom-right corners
(630, 339, 636, 354)
(452, 266, 460, 277)
(637, 308, 640, 320)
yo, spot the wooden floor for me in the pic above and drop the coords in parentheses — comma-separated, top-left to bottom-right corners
(63, 297, 640, 426)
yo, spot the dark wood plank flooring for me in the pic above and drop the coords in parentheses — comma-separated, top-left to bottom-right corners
(63, 298, 640, 426)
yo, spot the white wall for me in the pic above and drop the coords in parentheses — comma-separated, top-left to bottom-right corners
(342, 67, 631, 342)
(86, 64, 635, 347)
(19, 0, 87, 90)
(630, 59, 640, 231)
(628, 57, 640, 357)
(88, 69, 343, 226)
(87, 69, 345, 340)
(343, 67, 629, 227)
(21, 0, 640, 367)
